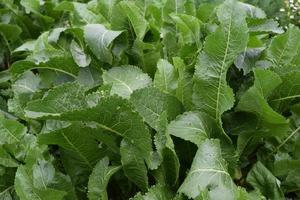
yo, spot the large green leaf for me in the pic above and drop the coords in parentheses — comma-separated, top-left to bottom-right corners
(88, 157, 121, 200)
(247, 161, 284, 200)
(102, 65, 152, 99)
(192, 0, 248, 134)
(179, 139, 236, 199)
(35, 95, 152, 189)
(236, 68, 288, 137)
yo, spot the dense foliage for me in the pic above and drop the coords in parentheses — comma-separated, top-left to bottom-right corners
(0, 0, 300, 199)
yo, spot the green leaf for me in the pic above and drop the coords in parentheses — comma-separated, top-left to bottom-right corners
(167, 112, 215, 146)
(0, 117, 27, 145)
(171, 13, 201, 47)
(154, 59, 178, 95)
(270, 72, 300, 112)
(274, 160, 300, 176)
(15, 164, 67, 200)
(102, 65, 152, 99)
(235, 47, 265, 75)
(84, 24, 122, 64)
(0, 23, 22, 42)
(119, 1, 148, 40)
(130, 87, 183, 130)
(38, 123, 103, 171)
(247, 161, 284, 200)
(70, 40, 91, 68)
(179, 139, 236, 199)
(39, 96, 152, 188)
(247, 19, 283, 34)
(88, 157, 121, 200)
(10, 58, 79, 79)
(32, 160, 55, 189)
(25, 82, 88, 119)
(11, 71, 40, 95)
(130, 184, 174, 200)
(173, 57, 193, 109)
(236, 68, 288, 137)
(0, 147, 19, 167)
(120, 140, 148, 191)
(193, 0, 248, 131)
(153, 112, 179, 185)
(55, 2, 105, 25)
(266, 26, 300, 74)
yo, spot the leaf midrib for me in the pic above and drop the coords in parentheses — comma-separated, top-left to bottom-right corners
(215, 14, 232, 120)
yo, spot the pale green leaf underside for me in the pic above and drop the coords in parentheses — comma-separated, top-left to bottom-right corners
(84, 24, 122, 64)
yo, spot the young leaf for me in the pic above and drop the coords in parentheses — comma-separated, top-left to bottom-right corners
(88, 157, 121, 200)
(119, 1, 148, 40)
(173, 57, 193, 109)
(154, 59, 178, 95)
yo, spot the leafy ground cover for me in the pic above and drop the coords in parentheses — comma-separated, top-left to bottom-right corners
(0, 0, 300, 199)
